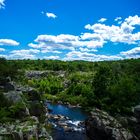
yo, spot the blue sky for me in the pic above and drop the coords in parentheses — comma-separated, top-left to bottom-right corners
(0, 0, 140, 61)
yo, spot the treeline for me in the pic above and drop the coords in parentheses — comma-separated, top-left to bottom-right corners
(8, 59, 95, 71)
(1, 58, 140, 116)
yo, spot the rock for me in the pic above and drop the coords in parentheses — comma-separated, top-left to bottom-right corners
(130, 105, 140, 139)
(63, 126, 73, 132)
(134, 105, 140, 122)
(30, 116, 39, 124)
(47, 108, 53, 113)
(85, 108, 136, 140)
(57, 122, 68, 127)
(4, 91, 22, 103)
(58, 101, 63, 104)
(12, 132, 22, 140)
(4, 82, 15, 91)
(49, 114, 69, 121)
(29, 101, 45, 117)
(27, 89, 41, 101)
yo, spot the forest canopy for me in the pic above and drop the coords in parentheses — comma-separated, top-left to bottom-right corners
(0, 58, 140, 116)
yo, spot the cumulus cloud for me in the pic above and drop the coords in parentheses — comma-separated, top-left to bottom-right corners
(85, 15, 140, 45)
(0, 0, 5, 9)
(0, 39, 20, 46)
(41, 49, 62, 54)
(0, 54, 7, 58)
(11, 49, 40, 54)
(114, 17, 122, 24)
(29, 33, 105, 54)
(79, 47, 97, 52)
(0, 47, 5, 52)
(64, 51, 122, 61)
(125, 15, 140, 26)
(28, 34, 79, 52)
(27, 15, 140, 61)
(44, 55, 60, 60)
(115, 17, 122, 21)
(98, 18, 107, 23)
(46, 12, 57, 18)
(120, 47, 140, 58)
(9, 49, 40, 59)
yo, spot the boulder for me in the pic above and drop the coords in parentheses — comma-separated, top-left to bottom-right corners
(133, 105, 140, 139)
(63, 126, 73, 132)
(4, 82, 15, 91)
(29, 101, 45, 117)
(4, 91, 22, 103)
(85, 108, 136, 140)
(134, 105, 140, 122)
(27, 89, 41, 101)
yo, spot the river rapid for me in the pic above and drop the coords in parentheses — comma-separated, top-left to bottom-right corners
(45, 101, 90, 140)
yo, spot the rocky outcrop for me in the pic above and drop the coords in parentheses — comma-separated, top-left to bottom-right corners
(133, 105, 140, 139)
(0, 85, 53, 140)
(0, 116, 52, 140)
(134, 105, 140, 123)
(85, 108, 137, 140)
(26, 70, 66, 79)
(4, 91, 23, 103)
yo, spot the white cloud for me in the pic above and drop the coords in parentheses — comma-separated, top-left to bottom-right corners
(29, 34, 79, 51)
(0, 47, 5, 52)
(0, 39, 20, 46)
(44, 55, 60, 60)
(27, 15, 140, 61)
(9, 49, 40, 59)
(115, 17, 122, 21)
(114, 17, 122, 24)
(0, 54, 7, 58)
(35, 34, 79, 43)
(29, 33, 105, 53)
(85, 15, 140, 45)
(98, 18, 107, 23)
(11, 49, 40, 54)
(41, 49, 62, 54)
(120, 47, 140, 59)
(0, 0, 5, 9)
(79, 47, 97, 52)
(125, 15, 140, 26)
(46, 12, 57, 18)
(65, 51, 122, 61)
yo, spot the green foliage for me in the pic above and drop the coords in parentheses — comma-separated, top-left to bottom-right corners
(0, 58, 19, 84)
(28, 76, 63, 95)
(0, 92, 12, 108)
(0, 57, 140, 116)
(9, 102, 25, 117)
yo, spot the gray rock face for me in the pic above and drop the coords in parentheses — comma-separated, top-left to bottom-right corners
(4, 91, 22, 103)
(4, 82, 15, 91)
(26, 70, 66, 79)
(85, 109, 136, 140)
(134, 105, 140, 123)
(0, 82, 15, 92)
(133, 105, 140, 139)
(0, 84, 52, 140)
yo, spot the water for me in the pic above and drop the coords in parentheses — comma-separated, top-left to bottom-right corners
(47, 103, 88, 121)
(46, 102, 90, 140)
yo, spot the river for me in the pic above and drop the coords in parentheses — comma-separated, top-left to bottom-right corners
(46, 102, 90, 140)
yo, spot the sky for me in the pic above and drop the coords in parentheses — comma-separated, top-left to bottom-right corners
(0, 0, 140, 61)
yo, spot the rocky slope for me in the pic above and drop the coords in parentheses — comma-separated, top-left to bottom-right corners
(85, 108, 139, 140)
(0, 81, 52, 140)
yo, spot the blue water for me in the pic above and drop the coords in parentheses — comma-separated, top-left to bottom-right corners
(47, 103, 88, 121)
(46, 102, 90, 140)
